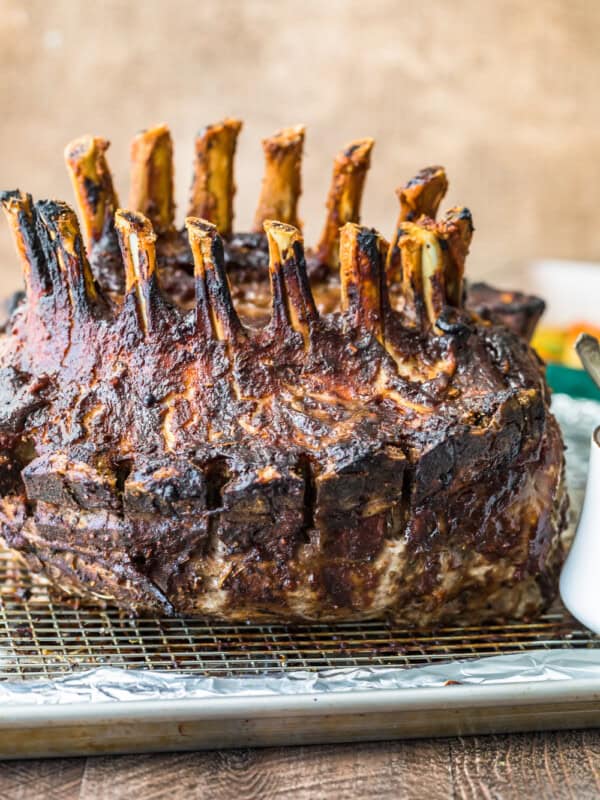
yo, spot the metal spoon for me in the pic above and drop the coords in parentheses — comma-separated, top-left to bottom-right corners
(576, 333, 600, 390)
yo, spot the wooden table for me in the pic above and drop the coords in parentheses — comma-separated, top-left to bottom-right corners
(0, 730, 598, 799)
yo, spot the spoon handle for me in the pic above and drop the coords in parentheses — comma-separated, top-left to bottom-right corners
(576, 333, 600, 390)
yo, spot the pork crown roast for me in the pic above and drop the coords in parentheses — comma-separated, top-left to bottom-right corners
(0, 121, 567, 623)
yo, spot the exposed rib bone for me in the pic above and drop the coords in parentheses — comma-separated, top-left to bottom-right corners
(396, 221, 446, 329)
(185, 217, 242, 341)
(35, 200, 98, 314)
(253, 126, 304, 232)
(0, 191, 50, 295)
(315, 138, 374, 269)
(387, 166, 448, 283)
(396, 166, 448, 223)
(114, 210, 159, 333)
(436, 207, 473, 307)
(129, 125, 175, 234)
(339, 223, 388, 343)
(64, 136, 119, 251)
(264, 220, 317, 342)
(188, 119, 242, 236)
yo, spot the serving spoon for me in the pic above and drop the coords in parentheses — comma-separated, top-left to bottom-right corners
(576, 333, 600, 390)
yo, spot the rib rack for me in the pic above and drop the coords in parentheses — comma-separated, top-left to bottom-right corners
(0, 121, 566, 625)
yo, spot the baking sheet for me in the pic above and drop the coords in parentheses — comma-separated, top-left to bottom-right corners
(1, 650, 600, 705)
(0, 394, 598, 755)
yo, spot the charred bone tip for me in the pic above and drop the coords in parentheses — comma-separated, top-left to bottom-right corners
(114, 209, 157, 288)
(64, 135, 119, 250)
(0, 189, 30, 209)
(253, 125, 305, 232)
(264, 219, 318, 338)
(396, 219, 450, 330)
(185, 216, 242, 341)
(129, 123, 175, 234)
(115, 209, 158, 333)
(0, 190, 51, 296)
(396, 165, 449, 223)
(264, 219, 303, 261)
(436, 206, 474, 307)
(387, 166, 449, 284)
(35, 199, 98, 310)
(316, 137, 374, 269)
(442, 205, 474, 234)
(339, 222, 388, 342)
(188, 118, 243, 236)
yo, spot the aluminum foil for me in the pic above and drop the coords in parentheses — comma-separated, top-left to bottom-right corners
(0, 393, 598, 706)
(1, 651, 600, 705)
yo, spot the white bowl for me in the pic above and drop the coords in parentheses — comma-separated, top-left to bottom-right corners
(527, 259, 600, 328)
(560, 425, 600, 634)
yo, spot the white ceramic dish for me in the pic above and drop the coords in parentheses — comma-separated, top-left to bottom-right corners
(526, 259, 600, 327)
(560, 425, 600, 634)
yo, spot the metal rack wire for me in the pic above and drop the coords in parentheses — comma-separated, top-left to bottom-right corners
(0, 549, 597, 680)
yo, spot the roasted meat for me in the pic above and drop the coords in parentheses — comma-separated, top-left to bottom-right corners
(466, 282, 546, 342)
(0, 122, 567, 623)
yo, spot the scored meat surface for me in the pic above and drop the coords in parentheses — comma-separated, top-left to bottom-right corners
(0, 121, 567, 623)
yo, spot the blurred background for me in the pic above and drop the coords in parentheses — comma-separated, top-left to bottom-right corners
(1, 0, 600, 303)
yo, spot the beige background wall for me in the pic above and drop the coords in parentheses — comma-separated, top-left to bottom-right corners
(1, 0, 599, 296)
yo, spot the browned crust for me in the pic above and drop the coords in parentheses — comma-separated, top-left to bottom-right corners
(0, 127, 564, 625)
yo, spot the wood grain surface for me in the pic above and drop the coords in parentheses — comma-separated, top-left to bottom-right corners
(0, 730, 598, 800)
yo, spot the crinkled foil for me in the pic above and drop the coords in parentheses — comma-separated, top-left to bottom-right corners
(1, 651, 600, 705)
(0, 393, 598, 706)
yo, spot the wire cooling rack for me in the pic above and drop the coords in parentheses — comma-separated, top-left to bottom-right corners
(0, 549, 597, 681)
